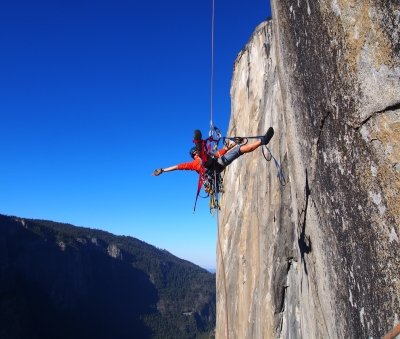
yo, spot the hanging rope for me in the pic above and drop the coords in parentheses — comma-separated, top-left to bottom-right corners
(210, 0, 215, 131)
(209, 1, 229, 338)
(262, 145, 286, 186)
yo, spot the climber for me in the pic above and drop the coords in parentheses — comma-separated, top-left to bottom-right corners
(152, 127, 274, 176)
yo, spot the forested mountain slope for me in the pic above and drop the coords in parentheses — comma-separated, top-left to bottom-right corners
(0, 214, 215, 339)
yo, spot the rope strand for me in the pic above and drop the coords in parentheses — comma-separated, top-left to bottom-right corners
(210, 0, 215, 130)
(210, 1, 229, 337)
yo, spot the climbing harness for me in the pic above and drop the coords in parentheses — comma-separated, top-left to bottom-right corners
(193, 125, 224, 213)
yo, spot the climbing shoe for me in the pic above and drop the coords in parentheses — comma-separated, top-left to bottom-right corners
(261, 127, 274, 145)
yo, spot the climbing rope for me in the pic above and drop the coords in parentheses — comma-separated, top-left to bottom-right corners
(209, 0, 215, 132)
(262, 145, 286, 186)
(208, 1, 229, 337)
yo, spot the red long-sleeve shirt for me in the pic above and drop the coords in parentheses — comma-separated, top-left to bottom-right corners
(177, 149, 227, 173)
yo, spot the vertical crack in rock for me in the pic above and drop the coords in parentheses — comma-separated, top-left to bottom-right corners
(264, 44, 270, 59)
(298, 170, 312, 276)
(275, 256, 294, 338)
(276, 257, 294, 314)
(316, 110, 331, 146)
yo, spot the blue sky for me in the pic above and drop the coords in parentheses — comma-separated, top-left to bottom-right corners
(0, 0, 271, 269)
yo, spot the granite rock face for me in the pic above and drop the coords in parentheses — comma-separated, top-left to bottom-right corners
(216, 2, 399, 338)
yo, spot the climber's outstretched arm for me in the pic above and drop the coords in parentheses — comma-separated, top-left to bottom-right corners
(153, 158, 201, 176)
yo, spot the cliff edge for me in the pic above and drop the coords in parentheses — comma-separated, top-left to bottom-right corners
(216, 2, 399, 338)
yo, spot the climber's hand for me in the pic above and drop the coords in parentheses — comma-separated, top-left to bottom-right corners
(152, 168, 164, 176)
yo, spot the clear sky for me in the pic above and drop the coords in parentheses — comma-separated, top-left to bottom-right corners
(0, 0, 271, 269)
